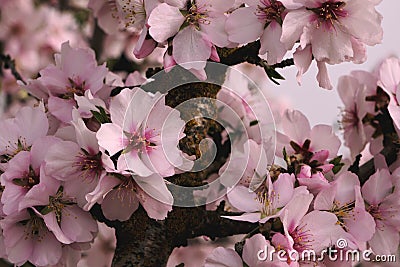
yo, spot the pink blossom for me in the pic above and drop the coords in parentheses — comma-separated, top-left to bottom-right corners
(205, 234, 289, 267)
(314, 171, 376, 244)
(0, 209, 63, 266)
(276, 109, 341, 159)
(280, 192, 347, 265)
(223, 174, 302, 223)
(281, 0, 382, 89)
(0, 104, 48, 165)
(1, 136, 60, 215)
(44, 112, 108, 207)
(226, 0, 288, 64)
(38, 42, 108, 123)
(217, 67, 276, 152)
(148, 0, 235, 77)
(219, 140, 270, 189)
(378, 57, 400, 130)
(77, 222, 116, 267)
(18, 175, 98, 245)
(96, 87, 186, 177)
(338, 71, 377, 158)
(84, 173, 173, 221)
(362, 166, 400, 254)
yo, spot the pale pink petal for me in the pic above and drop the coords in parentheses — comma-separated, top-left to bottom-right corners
(227, 186, 260, 212)
(134, 174, 173, 205)
(204, 247, 242, 267)
(60, 206, 98, 243)
(102, 188, 139, 221)
(137, 186, 172, 220)
(369, 221, 399, 255)
(225, 7, 264, 44)
(44, 141, 81, 181)
(314, 185, 336, 211)
(260, 21, 287, 64)
(48, 96, 75, 123)
(379, 57, 400, 94)
(280, 9, 312, 49)
(30, 229, 62, 266)
(96, 123, 127, 156)
(293, 45, 312, 85)
(310, 25, 353, 65)
(242, 234, 270, 267)
(309, 124, 340, 156)
(84, 175, 121, 211)
(201, 16, 230, 48)
(273, 173, 295, 207)
(362, 168, 393, 206)
(120, 150, 153, 176)
(172, 26, 211, 70)
(339, 0, 382, 46)
(333, 171, 360, 205)
(301, 210, 345, 252)
(15, 105, 49, 145)
(148, 3, 185, 42)
(281, 109, 311, 145)
(43, 213, 74, 244)
(280, 192, 313, 232)
(316, 60, 333, 90)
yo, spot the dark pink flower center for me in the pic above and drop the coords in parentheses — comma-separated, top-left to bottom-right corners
(367, 205, 383, 220)
(61, 78, 86, 99)
(256, 0, 285, 24)
(74, 150, 103, 181)
(12, 165, 39, 189)
(309, 1, 348, 29)
(124, 129, 157, 154)
(291, 223, 314, 252)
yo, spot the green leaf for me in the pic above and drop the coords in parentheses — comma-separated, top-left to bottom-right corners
(329, 155, 345, 174)
(91, 106, 111, 123)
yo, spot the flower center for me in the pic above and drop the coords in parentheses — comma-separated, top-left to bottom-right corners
(257, 190, 278, 218)
(74, 149, 103, 181)
(256, 0, 285, 24)
(291, 223, 314, 252)
(184, 3, 210, 28)
(12, 165, 40, 189)
(2, 137, 30, 163)
(341, 107, 359, 130)
(61, 78, 86, 99)
(331, 200, 355, 229)
(309, 1, 347, 29)
(20, 209, 47, 241)
(123, 129, 157, 154)
(367, 204, 383, 220)
(41, 186, 76, 223)
(117, 0, 146, 28)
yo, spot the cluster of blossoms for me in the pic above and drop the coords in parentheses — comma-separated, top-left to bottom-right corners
(0, 0, 399, 266)
(0, 41, 187, 265)
(89, 0, 382, 88)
